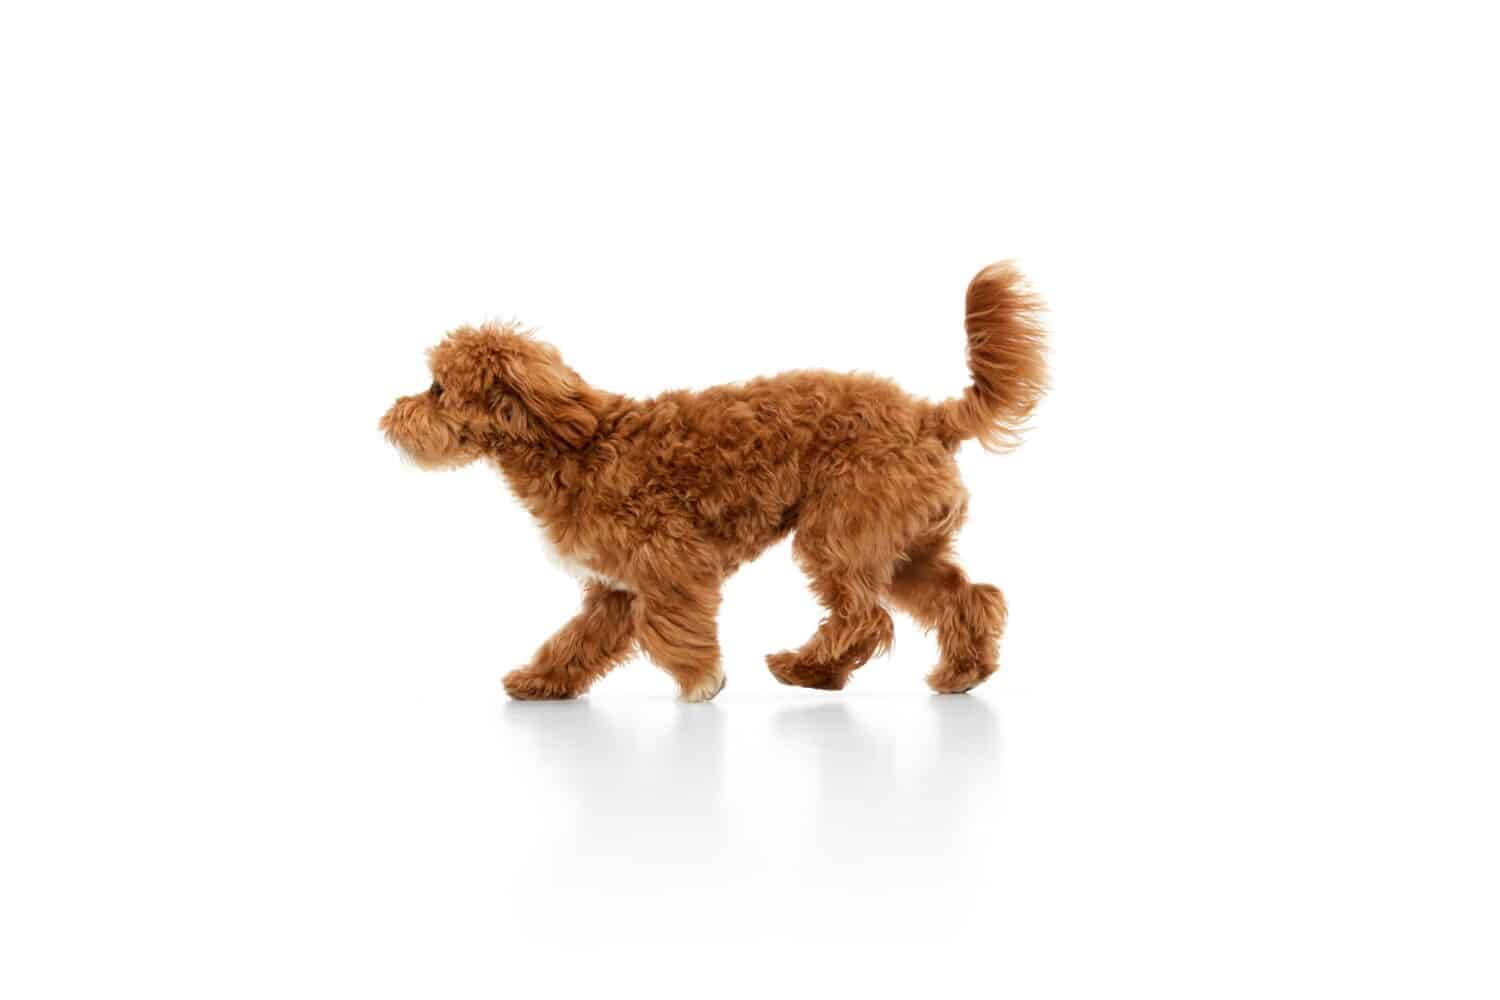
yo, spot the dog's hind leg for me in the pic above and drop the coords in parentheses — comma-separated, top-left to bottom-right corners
(888, 534, 1007, 694)
(633, 581, 727, 703)
(503, 583, 638, 700)
(766, 517, 897, 692)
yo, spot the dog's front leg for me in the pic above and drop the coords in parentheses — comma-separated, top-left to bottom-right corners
(633, 582, 726, 703)
(503, 583, 638, 700)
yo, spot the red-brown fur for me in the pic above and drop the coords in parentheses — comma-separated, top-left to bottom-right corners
(380, 263, 1047, 700)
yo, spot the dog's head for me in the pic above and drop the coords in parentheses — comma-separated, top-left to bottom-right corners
(380, 323, 601, 468)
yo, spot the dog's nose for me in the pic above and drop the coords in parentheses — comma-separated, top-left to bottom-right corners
(379, 401, 403, 435)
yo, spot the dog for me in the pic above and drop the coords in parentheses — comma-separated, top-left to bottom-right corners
(381, 263, 1047, 701)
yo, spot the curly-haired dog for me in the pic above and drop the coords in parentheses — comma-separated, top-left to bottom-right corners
(381, 263, 1047, 701)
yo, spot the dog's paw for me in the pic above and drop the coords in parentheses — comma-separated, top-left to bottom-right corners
(503, 668, 579, 701)
(926, 659, 997, 695)
(679, 670, 726, 703)
(765, 651, 847, 691)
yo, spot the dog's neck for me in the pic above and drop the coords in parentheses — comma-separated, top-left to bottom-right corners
(484, 393, 632, 534)
(486, 438, 586, 526)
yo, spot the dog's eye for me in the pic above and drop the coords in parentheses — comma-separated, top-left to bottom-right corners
(429, 381, 444, 399)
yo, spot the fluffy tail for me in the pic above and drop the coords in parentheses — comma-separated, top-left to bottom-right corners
(931, 261, 1048, 452)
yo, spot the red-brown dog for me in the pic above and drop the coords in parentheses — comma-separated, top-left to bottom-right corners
(382, 263, 1047, 701)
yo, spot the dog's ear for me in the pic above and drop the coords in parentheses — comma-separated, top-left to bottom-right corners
(503, 344, 601, 449)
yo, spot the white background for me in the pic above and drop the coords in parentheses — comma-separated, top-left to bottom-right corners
(3, 2, 1497, 996)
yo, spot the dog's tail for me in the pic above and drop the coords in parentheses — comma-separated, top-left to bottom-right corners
(929, 261, 1048, 452)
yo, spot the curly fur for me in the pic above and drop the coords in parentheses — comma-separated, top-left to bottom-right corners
(380, 263, 1048, 700)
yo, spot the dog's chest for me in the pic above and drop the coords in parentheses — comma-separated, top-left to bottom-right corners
(539, 533, 633, 593)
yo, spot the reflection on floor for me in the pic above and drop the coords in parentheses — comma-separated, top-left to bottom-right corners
(495, 694, 1006, 946)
